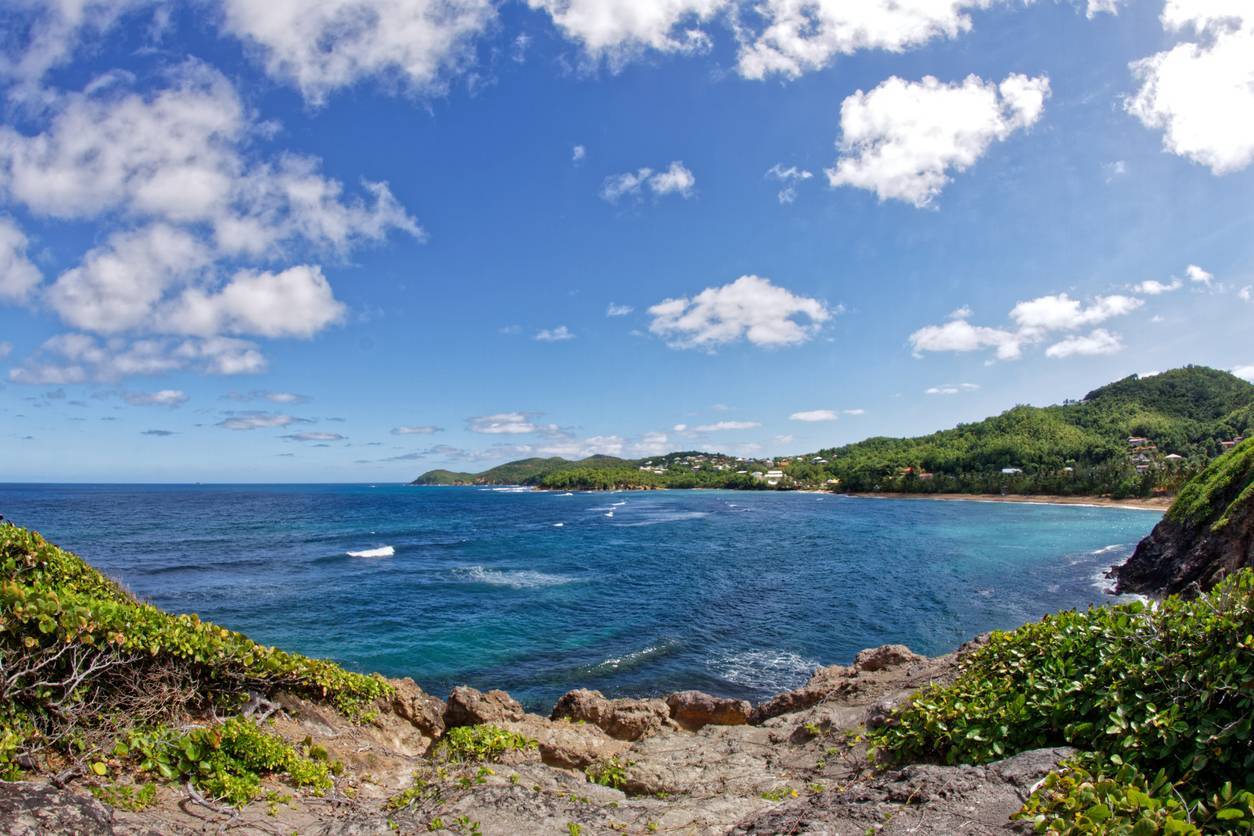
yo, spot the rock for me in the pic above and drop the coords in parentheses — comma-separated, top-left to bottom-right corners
(550, 688, 673, 741)
(387, 677, 446, 739)
(444, 686, 525, 728)
(749, 665, 855, 724)
(499, 716, 629, 769)
(665, 690, 752, 730)
(854, 644, 924, 672)
(0, 781, 115, 835)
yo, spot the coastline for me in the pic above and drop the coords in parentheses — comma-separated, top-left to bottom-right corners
(847, 491, 1170, 512)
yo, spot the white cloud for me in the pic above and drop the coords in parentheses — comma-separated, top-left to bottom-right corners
(909, 318, 1022, 360)
(1086, 0, 1123, 17)
(0, 217, 42, 301)
(843, 408, 865, 415)
(648, 275, 831, 350)
(8, 333, 265, 383)
(629, 431, 670, 457)
(526, 0, 727, 65)
(827, 73, 1050, 207)
(219, 0, 496, 104)
(392, 425, 442, 435)
(218, 411, 309, 430)
(0, 341, 11, 359)
(789, 409, 837, 422)
(693, 420, 760, 431)
(766, 164, 813, 204)
(1185, 264, 1213, 285)
(600, 161, 695, 202)
(1239, 286, 1251, 302)
(606, 302, 633, 317)
(1009, 293, 1142, 334)
(1126, 3, 1254, 175)
(1044, 328, 1123, 358)
(1103, 160, 1128, 182)
(535, 325, 575, 342)
(0, 0, 154, 91)
(736, 0, 1006, 80)
(468, 412, 540, 434)
(572, 144, 586, 163)
(283, 431, 345, 442)
(1132, 279, 1181, 295)
(672, 423, 688, 432)
(1232, 364, 1254, 383)
(925, 382, 979, 395)
(163, 265, 345, 339)
(122, 389, 188, 406)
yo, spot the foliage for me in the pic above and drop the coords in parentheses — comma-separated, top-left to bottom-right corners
(122, 717, 332, 806)
(436, 724, 536, 763)
(870, 570, 1254, 831)
(0, 524, 390, 779)
(1166, 437, 1254, 531)
(88, 781, 157, 812)
(585, 756, 631, 789)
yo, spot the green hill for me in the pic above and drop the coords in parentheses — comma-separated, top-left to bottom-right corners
(411, 367, 1254, 497)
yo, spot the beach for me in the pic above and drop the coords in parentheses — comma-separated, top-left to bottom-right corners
(850, 492, 1170, 512)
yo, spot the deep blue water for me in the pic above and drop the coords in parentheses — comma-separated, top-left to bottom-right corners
(0, 484, 1158, 710)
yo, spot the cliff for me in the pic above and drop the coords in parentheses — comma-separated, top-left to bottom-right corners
(1114, 437, 1254, 595)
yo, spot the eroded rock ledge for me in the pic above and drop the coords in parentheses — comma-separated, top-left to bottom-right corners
(0, 638, 1068, 835)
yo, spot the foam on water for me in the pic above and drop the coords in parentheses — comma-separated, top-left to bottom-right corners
(455, 565, 576, 589)
(708, 649, 819, 691)
(585, 641, 679, 676)
(1091, 544, 1129, 555)
(615, 510, 710, 527)
(347, 546, 394, 558)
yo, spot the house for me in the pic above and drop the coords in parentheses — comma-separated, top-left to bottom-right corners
(763, 469, 786, 485)
(1127, 437, 1150, 447)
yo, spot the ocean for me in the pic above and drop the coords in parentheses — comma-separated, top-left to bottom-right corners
(0, 484, 1158, 710)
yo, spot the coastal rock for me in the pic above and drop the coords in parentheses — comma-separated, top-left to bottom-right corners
(499, 716, 629, 769)
(749, 664, 856, 724)
(444, 686, 525, 728)
(0, 781, 115, 835)
(550, 688, 673, 741)
(387, 677, 446, 739)
(665, 690, 752, 730)
(854, 644, 924, 673)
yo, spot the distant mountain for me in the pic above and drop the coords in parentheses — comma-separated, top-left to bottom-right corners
(412, 366, 1254, 497)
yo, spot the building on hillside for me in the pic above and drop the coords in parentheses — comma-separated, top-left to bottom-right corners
(1127, 437, 1150, 447)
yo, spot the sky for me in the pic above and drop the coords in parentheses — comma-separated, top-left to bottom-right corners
(0, 0, 1251, 483)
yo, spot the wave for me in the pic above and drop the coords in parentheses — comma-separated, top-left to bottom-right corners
(455, 565, 576, 589)
(553, 522, 565, 527)
(584, 641, 679, 676)
(615, 510, 710, 527)
(347, 546, 395, 558)
(1091, 543, 1130, 555)
(707, 649, 818, 691)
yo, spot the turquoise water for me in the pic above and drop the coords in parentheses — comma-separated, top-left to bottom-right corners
(0, 485, 1158, 710)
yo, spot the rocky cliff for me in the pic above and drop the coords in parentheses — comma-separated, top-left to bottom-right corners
(1115, 438, 1254, 596)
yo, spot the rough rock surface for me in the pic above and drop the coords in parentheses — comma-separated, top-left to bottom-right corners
(666, 690, 752, 730)
(1114, 496, 1254, 596)
(855, 643, 925, 672)
(444, 685, 525, 728)
(0, 782, 115, 835)
(550, 688, 674, 740)
(387, 676, 447, 739)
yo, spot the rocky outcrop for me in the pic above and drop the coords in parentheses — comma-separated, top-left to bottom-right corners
(0, 782, 115, 835)
(387, 677, 447, 739)
(549, 688, 674, 741)
(444, 685, 526, 728)
(665, 690, 752, 730)
(1114, 440, 1254, 596)
(854, 643, 924, 672)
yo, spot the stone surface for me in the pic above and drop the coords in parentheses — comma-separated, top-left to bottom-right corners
(0, 781, 115, 835)
(854, 643, 925, 672)
(444, 685, 526, 728)
(388, 676, 447, 739)
(549, 688, 673, 741)
(498, 715, 628, 769)
(749, 664, 856, 724)
(665, 689, 752, 730)
(1114, 494, 1254, 596)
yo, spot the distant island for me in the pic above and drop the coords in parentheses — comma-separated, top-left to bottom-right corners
(414, 365, 1253, 498)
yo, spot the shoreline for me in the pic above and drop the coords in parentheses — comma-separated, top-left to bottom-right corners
(847, 491, 1169, 512)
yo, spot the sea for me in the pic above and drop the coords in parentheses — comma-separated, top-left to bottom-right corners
(0, 484, 1159, 710)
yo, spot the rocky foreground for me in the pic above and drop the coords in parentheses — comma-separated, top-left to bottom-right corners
(0, 642, 1069, 835)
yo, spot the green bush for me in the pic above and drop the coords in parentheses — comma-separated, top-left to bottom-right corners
(436, 725, 536, 763)
(870, 571, 1254, 831)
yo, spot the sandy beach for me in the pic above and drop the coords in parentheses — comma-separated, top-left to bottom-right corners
(848, 492, 1170, 512)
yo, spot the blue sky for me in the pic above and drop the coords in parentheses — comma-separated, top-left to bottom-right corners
(0, 0, 1251, 482)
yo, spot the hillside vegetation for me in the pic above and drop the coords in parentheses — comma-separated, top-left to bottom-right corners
(414, 367, 1254, 497)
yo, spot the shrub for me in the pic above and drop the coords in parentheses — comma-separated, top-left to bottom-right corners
(436, 725, 536, 763)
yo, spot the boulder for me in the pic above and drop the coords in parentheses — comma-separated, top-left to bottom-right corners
(500, 717, 630, 770)
(665, 690, 752, 730)
(388, 677, 447, 738)
(854, 644, 924, 673)
(0, 782, 114, 835)
(444, 686, 525, 728)
(550, 689, 673, 741)
(749, 665, 855, 724)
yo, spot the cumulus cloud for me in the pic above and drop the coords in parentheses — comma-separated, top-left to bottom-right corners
(1239, 286, 1251, 302)
(162, 266, 346, 339)
(392, 425, 442, 435)
(1185, 264, 1213, 285)
(765, 164, 813, 204)
(526, 0, 727, 66)
(282, 431, 346, 442)
(1044, 329, 1123, 358)
(0, 217, 42, 301)
(217, 410, 310, 430)
(693, 420, 760, 432)
(219, 0, 496, 104)
(648, 275, 831, 350)
(535, 325, 575, 342)
(827, 73, 1050, 207)
(911, 293, 1142, 361)
(8, 333, 266, 383)
(600, 161, 695, 202)
(572, 144, 586, 163)
(789, 409, 837, 422)
(1133, 279, 1181, 295)
(925, 383, 979, 395)
(1126, 3, 1254, 175)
